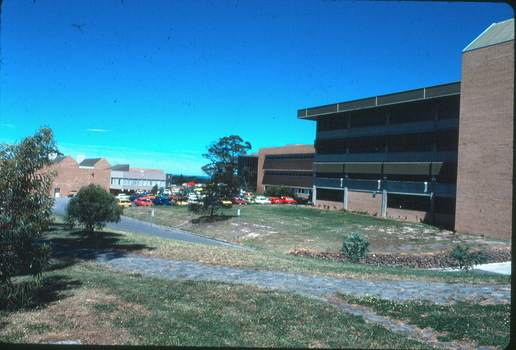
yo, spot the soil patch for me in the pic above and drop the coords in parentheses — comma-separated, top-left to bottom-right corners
(288, 247, 511, 269)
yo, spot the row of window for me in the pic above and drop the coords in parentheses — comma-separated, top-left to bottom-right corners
(316, 189, 455, 215)
(315, 130, 458, 155)
(263, 186, 311, 195)
(265, 153, 314, 160)
(110, 177, 166, 187)
(264, 171, 313, 177)
(317, 96, 460, 132)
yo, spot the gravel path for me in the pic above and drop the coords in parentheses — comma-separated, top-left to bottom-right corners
(50, 242, 510, 349)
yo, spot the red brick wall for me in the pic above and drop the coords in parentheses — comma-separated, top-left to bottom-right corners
(256, 144, 314, 193)
(45, 156, 111, 197)
(455, 40, 514, 239)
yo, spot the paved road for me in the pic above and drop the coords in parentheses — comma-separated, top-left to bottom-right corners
(52, 197, 252, 250)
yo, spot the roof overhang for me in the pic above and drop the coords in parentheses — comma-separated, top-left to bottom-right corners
(297, 81, 461, 121)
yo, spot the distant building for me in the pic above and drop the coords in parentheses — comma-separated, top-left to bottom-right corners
(297, 18, 513, 239)
(251, 144, 315, 197)
(238, 154, 258, 190)
(47, 155, 169, 196)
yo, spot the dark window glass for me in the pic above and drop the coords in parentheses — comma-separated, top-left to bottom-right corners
(387, 193, 430, 211)
(316, 188, 344, 202)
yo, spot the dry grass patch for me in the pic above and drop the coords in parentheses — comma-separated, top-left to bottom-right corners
(1, 286, 145, 345)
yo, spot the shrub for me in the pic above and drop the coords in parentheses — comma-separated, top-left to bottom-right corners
(66, 184, 123, 233)
(264, 185, 295, 198)
(449, 244, 490, 271)
(341, 233, 371, 263)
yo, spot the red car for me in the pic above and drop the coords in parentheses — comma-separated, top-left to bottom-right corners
(282, 196, 297, 204)
(134, 197, 154, 206)
(269, 197, 285, 204)
(231, 196, 246, 205)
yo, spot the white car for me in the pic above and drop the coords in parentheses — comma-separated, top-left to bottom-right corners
(116, 193, 130, 200)
(254, 196, 271, 204)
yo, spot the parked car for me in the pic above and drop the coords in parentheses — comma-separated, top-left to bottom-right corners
(153, 196, 173, 205)
(254, 196, 271, 204)
(129, 192, 144, 201)
(243, 197, 256, 204)
(117, 199, 132, 208)
(219, 198, 233, 206)
(116, 193, 130, 200)
(173, 198, 189, 206)
(68, 190, 78, 197)
(269, 197, 285, 204)
(282, 196, 297, 204)
(293, 197, 308, 205)
(134, 197, 154, 206)
(231, 196, 246, 205)
(144, 192, 156, 200)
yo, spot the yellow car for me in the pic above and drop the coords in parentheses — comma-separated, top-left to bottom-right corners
(219, 198, 233, 206)
(173, 199, 189, 206)
(117, 199, 132, 208)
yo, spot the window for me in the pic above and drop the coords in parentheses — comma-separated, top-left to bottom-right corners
(316, 188, 344, 202)
(387, 193, 430, 211)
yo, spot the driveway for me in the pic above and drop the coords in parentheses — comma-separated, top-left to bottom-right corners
(52, 197, 252, 250)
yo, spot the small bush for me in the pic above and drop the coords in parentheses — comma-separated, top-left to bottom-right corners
(450, 244, 490, 271)
(341, 233, 371, 263)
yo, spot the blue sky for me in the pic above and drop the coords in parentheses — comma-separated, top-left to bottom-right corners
(1, 1, 513, 175)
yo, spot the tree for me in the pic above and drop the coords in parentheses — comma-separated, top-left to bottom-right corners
(190, 136, 251, 222)
(201, 135, 252, 198)
(264, 185, 295, 198)
(0, 127, 61, 308)
(66, 184, 123, 233)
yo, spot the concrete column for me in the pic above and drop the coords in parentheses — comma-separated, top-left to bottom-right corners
(343, 187, 348, 211)
(381, 189, 387, 217)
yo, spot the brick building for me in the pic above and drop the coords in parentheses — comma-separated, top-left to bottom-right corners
(297, 18, 513, 239)
(47, 155, 167, 197)
(49, 156, 112, 197)
(254, 144, 315, 197)
(455, 18, 514, 239)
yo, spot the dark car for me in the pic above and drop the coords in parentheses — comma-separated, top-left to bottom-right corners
(130, 192, 145, 201)
(293, 197, 308, 205)
(152, 196, 173, 205)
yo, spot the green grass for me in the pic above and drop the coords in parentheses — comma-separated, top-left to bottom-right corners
(334, 294, 511, 349)
(122, 204, 510, 254)
(0, 214, 509, 348)
(46, 216, 511, 285)
(1, 262, 434, 348)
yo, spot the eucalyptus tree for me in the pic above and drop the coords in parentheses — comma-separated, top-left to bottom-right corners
(0, 127, 61, 308)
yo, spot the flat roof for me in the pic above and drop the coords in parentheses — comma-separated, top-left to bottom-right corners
(297, 81, 461, 121)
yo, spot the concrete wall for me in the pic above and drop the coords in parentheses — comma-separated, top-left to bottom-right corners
(455, 40, 514, 240)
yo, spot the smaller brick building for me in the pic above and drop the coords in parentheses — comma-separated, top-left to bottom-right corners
(49, 156, 112, 197)
(46, 155, 167, 197)
(255, 144, 315, 197)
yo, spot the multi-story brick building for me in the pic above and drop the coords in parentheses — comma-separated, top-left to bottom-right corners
(47, 155, 168, 197)
(253, 144, 315, 197)
(297, 18, 513, 239)
(455, 18, 514, 239)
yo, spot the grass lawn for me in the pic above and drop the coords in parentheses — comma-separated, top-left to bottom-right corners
(122, 204, 510, 254)
(0, 207, 511, 348)
(0, 262, 435, 348)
